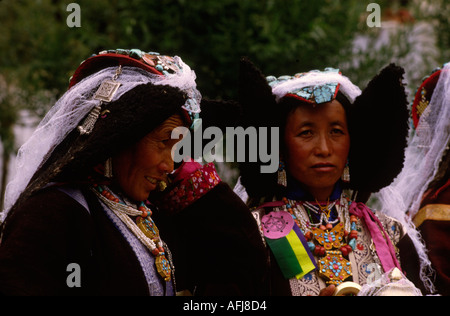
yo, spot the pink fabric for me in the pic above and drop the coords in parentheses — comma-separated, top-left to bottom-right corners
(171, 158, 203, 183)
(349, 202, 401, 272)
(261, 211, 295, 239)
(159, 160, 221, 212)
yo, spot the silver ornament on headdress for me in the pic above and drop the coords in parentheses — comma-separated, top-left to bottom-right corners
(2, 51, 202, 221)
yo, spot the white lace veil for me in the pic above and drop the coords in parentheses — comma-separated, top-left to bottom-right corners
(376, 62, 450, 294)
(270, 70, 362, 103)
(2, 55, 201, 221)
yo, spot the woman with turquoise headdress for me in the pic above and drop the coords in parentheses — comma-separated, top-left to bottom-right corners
(234, 58, 426, 296)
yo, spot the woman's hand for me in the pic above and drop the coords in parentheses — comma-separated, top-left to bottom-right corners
(319, 284, 336, 296)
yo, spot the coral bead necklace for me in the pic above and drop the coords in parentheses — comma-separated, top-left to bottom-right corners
(92, 184, 173, 282)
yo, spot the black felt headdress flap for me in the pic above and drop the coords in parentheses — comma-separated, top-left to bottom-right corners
(236, 58, 409, 200)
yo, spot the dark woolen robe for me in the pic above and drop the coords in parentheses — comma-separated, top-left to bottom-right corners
(152, 162, 269, 296)
(411, 184, 450, 295)
(155, 182, 269, 296)
(0, 186, 166, 296)
(0, 178, 269, 296)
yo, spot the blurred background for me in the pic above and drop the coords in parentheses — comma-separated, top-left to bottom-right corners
(0, 0, 449, 211)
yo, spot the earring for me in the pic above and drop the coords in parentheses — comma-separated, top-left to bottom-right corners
(341, 160, 350, 183)
(278, 160, 287, 187)
(104, 158, 113, 179)
(157, 181, 167, 192)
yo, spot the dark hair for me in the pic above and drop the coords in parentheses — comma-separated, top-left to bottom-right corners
(347, 64, 408, 198)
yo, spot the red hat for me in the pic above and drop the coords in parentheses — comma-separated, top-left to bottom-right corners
(68, 49, 173, 89)
(411, 68, 442, 129)
(68, 49, 202, 126)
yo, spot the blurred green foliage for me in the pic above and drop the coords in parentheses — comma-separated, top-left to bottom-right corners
(0, 0, 448, 193)
(1, 0, 448, 104)
(0, 0, 370, 100)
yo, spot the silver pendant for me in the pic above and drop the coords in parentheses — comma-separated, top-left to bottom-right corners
(94, 80, 121, 102)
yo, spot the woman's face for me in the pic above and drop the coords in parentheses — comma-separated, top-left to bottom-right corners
(112, 114, 185, 202)
(283, 99, 350, 200)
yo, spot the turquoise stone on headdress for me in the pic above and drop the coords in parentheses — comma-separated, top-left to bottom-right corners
(267, 68, 341, 104)
(71, 48, 201, 123)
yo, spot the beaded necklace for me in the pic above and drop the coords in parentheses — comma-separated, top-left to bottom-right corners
(303, 199, 338, 226)
(281, 194, 358, 285)
(92, 184, 173, 282)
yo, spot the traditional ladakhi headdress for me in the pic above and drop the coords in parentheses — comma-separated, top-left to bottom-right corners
(236, 57, 409, 202)
(376, 62, 450, 294)
(2, 49, 203, 222)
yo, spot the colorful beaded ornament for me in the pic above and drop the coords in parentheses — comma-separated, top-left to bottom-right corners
(266, 68, 341, 105)
(283, 195, 358, 285)
(93, 184, 172, 282)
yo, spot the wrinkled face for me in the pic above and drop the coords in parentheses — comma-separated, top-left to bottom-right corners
(283, 99, 350, 200)
(112, 114, 185, 202)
